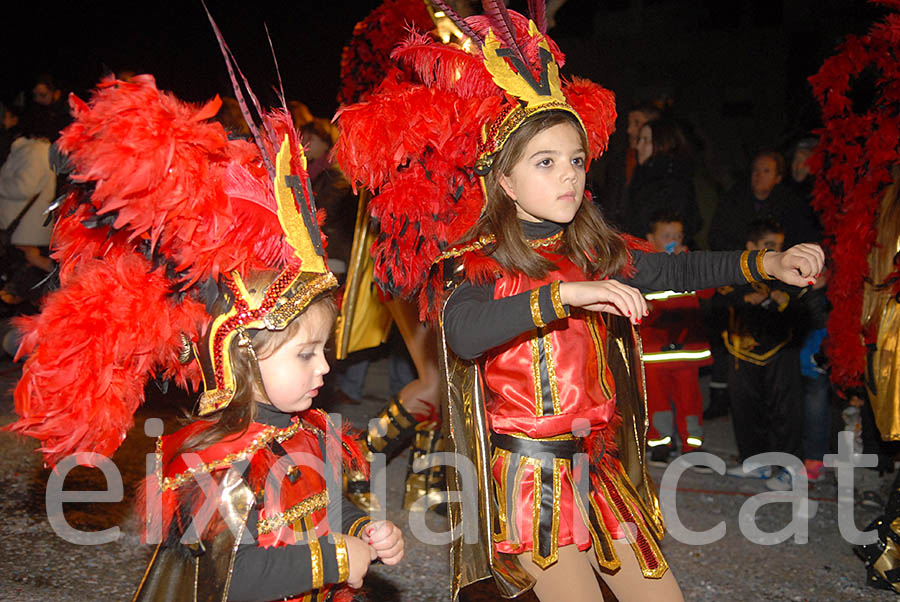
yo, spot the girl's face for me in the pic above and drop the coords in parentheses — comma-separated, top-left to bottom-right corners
(256, 315, 331, 413)
(636, 124, 653, 165)
(499, 122, 586, 224)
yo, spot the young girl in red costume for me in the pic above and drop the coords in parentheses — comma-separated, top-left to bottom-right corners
(7, 71, 403, 602)
(335, 3, 823, 601)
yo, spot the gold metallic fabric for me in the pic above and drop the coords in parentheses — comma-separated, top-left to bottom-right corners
(550, 281, 566, 319)
(530, 288, 545, 328)
(133, 469, 255, 602)
(334, 189, 392, 359)
(870, 300, 900, 440)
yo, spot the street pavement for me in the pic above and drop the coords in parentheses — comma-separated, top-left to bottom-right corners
(0, 355, 895, 601)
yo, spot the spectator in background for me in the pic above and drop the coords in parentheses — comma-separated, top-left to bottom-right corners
(0, 102, 20, 166)
(709, 150, 818, 250)
(0, 108, 57, 354)
(717, 220, 804, 490)
(591, 102, 661, 226)
(623, 118, 702, 244)
(28, 74, 70, 141)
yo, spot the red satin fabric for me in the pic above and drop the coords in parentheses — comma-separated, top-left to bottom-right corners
(484, 250, 618, 438)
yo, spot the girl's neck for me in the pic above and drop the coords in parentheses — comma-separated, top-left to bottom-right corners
(520, 219, 563, 240)
(255, 401, 295, 428)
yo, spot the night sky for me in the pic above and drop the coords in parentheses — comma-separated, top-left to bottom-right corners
(5, 1, 381, 117)
(2, 0, 884, 161)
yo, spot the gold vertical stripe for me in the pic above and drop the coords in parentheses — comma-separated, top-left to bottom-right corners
(530, 458, 543, 566)
(334, 534, 350, 583)
(492, 448, 510, 541)
(740, 250, 755, 282)
(586, 314, 614, 399)
(530, 287, 546, 328)
(547, 459, 563, 566)
(543, 330, 561, 414)
(531, 336, 543, 417)
(510, 455, 529, 543)
(550, 280, 567, 319)
(308, 537, 324, 589)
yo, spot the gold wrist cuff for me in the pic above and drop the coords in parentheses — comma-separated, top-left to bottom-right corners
(550, 281, 567, 319)
(334, 534, 350, 583)
(756, 248, 773, 280)
(530, 287, 545, 328)
(739, 250, 754, 283)
(347, 516, 371, 538)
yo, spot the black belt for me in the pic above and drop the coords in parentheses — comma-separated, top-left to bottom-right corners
(490, 432, 602, 460)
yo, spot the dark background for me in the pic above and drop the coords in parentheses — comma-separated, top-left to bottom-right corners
(1, 0, 885, 181)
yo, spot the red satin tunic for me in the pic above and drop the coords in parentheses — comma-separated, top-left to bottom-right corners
(484, 249, 618, 438)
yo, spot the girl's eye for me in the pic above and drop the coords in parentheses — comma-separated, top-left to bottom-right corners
(573, 157, 585, 167)
(538, 158, 552, 167)
(298, 352, 315, 361)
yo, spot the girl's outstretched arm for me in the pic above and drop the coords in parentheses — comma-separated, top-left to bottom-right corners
(613, 244, 824, 293)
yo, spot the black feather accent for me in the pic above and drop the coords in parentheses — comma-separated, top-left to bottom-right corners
(481, 0, 527, 66)
(528, 0, 547, 34)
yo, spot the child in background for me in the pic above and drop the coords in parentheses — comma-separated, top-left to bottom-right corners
(719, 220, 805, 490)
(641, 212, 713, 467)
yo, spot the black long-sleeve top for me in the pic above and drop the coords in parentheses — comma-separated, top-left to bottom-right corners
(444, 220, 763, 360)
(226, 403, 371, 602)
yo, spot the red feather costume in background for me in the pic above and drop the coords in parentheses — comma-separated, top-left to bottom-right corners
(808, 0, 900, 391)
(810, 1, 900, 593)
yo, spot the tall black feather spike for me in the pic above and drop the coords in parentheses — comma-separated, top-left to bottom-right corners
(202, 1, 275, 179)
(481, 0, 528, 66)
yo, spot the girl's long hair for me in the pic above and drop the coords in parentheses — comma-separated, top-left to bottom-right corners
(470, 110, 629, 279)
(178, 295, 337, 455)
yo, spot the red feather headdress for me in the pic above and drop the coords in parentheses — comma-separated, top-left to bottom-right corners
(7, 73, 336, 467)
(334, 3, 616, 317)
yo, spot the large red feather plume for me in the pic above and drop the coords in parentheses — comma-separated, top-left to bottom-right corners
(6, 75, 314, 466)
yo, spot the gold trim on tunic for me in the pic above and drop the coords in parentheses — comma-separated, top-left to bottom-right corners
(157, 421, 303, 491)
(257, 491, 329, 535)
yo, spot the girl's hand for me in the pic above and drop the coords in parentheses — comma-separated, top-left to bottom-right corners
(762, 243, 825, 287)
(559, 280, 647, 324)
(362, 520, 405, 565)
(343, 534, 376, 589)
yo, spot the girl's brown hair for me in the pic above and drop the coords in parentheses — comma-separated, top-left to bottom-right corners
(471, 111, 629, 279)
(179, 295, 337, 454)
